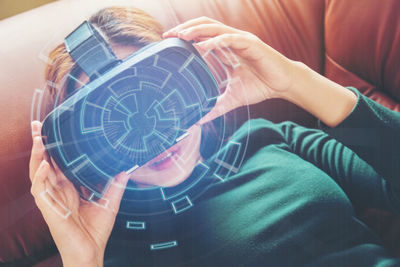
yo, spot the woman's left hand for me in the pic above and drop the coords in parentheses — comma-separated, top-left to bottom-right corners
(164, 17, 357, 128)
(163, 17, 295, 124)
(29, 121, 129, 267)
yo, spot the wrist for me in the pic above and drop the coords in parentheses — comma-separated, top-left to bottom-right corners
(276, 60, 310, 103)
(267, 60, 307, 101)
(63, 258, 103, 267)
(275, 60, 357, 127)
(62, 251, 104, 267)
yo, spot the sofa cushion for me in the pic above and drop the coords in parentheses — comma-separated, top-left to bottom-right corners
(324, 0, 400, 99)
(0, 0, 326, 264)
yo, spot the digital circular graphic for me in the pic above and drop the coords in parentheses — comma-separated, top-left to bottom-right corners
(31, 27, 252, 257)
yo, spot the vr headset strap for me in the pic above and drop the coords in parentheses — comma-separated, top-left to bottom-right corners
(64, 21, 119, 78)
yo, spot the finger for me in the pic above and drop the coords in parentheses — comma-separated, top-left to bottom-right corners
(31, 121, 42, 139)
(204, 46, 239, 71)
(32, 161, 62, 205)
(29, 136, 45, 180)
(46, 163, 60, 189)
(163, 16, 221, 38)
(196, 33, 251, 52)
(50, 157, 69, 184)
(193, 36, 212, 43)
(31, 160, 50, 197)
(177, 24, 237, 42)
(102, 172, 130, 211)
(196, 35, 247, 69)
(30, 121, 46, 179)
(37, 178, 73, 220)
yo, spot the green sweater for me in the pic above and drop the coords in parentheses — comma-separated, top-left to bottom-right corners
(105, 88, 400, 266)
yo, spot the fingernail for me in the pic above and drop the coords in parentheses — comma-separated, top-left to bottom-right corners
(39, 160, 48, 169)
(31, 121, 41, 135)
(33, 135, 42, 144)
(163, 30, 175, 36)
(31, 121, 38, 131)
(178, 30, 188, 36)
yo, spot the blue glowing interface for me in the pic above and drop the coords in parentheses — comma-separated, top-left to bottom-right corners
(41, 39, 219, 196)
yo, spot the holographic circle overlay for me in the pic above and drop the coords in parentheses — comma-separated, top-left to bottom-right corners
(33, 43, 223, 201)
(32, 27, 253, 262)
(114, 41, 254, 257)
(116, 45, 254, 214)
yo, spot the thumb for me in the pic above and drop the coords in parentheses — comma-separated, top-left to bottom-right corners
(102, 172, 130, 212)
(197, 93, 236, 125)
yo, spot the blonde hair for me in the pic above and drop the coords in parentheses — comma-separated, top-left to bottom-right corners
(43, 7, 163, 116)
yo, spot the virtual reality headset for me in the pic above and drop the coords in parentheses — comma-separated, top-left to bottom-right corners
(41, 21, 218, 195)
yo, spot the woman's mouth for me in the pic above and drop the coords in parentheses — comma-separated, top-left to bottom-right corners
(148, 147, 180, 170)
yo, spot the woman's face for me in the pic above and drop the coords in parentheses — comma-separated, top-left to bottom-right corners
(75, 44, 202, 188)
(131, 124, 202, 187)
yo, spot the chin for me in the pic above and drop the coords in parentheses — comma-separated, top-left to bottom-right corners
(157, 175, 187, 187)
(131, 171, 190, 188)
(130, 161, 196, 188)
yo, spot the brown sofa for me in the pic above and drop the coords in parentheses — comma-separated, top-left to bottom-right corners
(1, 0, 399, 266)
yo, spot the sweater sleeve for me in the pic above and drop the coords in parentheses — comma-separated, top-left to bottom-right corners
(225, 117, 399, 213)
(318, 87, 400, 209)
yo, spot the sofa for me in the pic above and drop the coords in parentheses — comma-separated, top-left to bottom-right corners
(0, 0, 399, 266)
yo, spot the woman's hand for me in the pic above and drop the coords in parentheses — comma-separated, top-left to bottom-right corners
(29, 121, 129, 267)
(163, 17, 296, 124)
(164, 17, 357, 128)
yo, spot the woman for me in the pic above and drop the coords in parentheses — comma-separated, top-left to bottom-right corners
(30, 7, 400, 267)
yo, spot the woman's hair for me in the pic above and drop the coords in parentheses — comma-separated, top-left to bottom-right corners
(43, 6, 222, 160)
(44, 6, 163, 113)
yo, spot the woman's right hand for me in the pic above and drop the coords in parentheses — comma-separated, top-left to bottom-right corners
(163, 17, 296, 124)
(29, 121, 129, 267)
